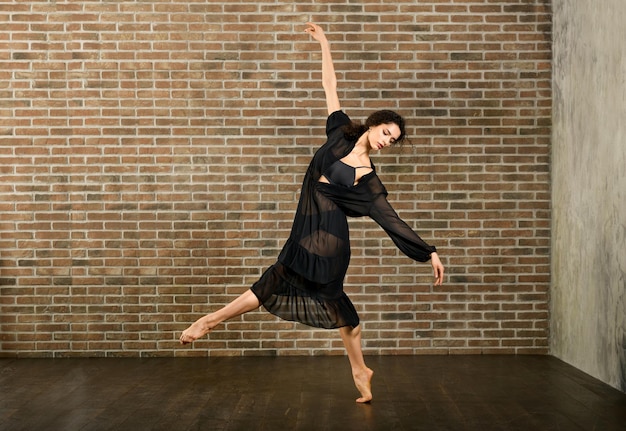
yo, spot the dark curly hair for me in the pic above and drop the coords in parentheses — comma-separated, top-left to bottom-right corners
(342, 110, 407, 145)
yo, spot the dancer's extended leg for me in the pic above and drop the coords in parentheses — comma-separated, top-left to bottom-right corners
(179, 289, 260, 344)
(339, 325, 374, 403)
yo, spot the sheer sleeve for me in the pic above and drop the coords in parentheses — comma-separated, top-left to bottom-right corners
(325, 110, 350, 137)
(368, 194, 436, 262)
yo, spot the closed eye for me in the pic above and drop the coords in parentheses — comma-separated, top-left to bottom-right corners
(384, 129, 397, 144)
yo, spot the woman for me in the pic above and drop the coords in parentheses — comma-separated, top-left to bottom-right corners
(180, 23, 444, 403)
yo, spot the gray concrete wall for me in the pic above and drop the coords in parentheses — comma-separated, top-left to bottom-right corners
(551, 0, 626, 391)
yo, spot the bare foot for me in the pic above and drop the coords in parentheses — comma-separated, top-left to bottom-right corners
(179, 315, 214, 345)
(353, 367, 374, 403)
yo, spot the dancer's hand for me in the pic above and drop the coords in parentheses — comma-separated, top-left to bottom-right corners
(430, 252, 444, 286)
(305, 22, 328, 44)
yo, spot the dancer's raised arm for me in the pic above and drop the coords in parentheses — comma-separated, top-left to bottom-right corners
(305, 22, 340, 115)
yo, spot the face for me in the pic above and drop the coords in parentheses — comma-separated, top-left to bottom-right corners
(368, 123, 401, 151)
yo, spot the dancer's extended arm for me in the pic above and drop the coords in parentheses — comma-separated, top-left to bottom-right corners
(305, 22, 340, 115)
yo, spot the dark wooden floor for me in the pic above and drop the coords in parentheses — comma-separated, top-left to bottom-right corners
(0, 355, 624, 431)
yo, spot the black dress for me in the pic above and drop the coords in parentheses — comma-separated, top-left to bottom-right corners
(250, 110, 436, 329)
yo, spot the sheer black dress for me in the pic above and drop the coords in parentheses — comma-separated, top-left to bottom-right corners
(250, 110, 436, 329)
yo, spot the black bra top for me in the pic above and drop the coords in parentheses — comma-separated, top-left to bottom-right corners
(323, 160, 371, 187)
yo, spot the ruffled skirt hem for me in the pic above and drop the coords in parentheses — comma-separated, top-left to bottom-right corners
(250, 262, 359, 329)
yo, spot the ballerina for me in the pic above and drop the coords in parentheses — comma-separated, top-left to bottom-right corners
(180, 22, 444, 404)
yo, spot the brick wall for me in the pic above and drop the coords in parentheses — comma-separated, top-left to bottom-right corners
(0, 1, 552, 357)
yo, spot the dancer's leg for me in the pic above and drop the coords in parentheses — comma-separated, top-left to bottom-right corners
(179, 289, 260, 344)
(339, 325, 374, 403)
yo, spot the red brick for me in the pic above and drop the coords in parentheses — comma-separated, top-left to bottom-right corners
(0, 1, 551, 357)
